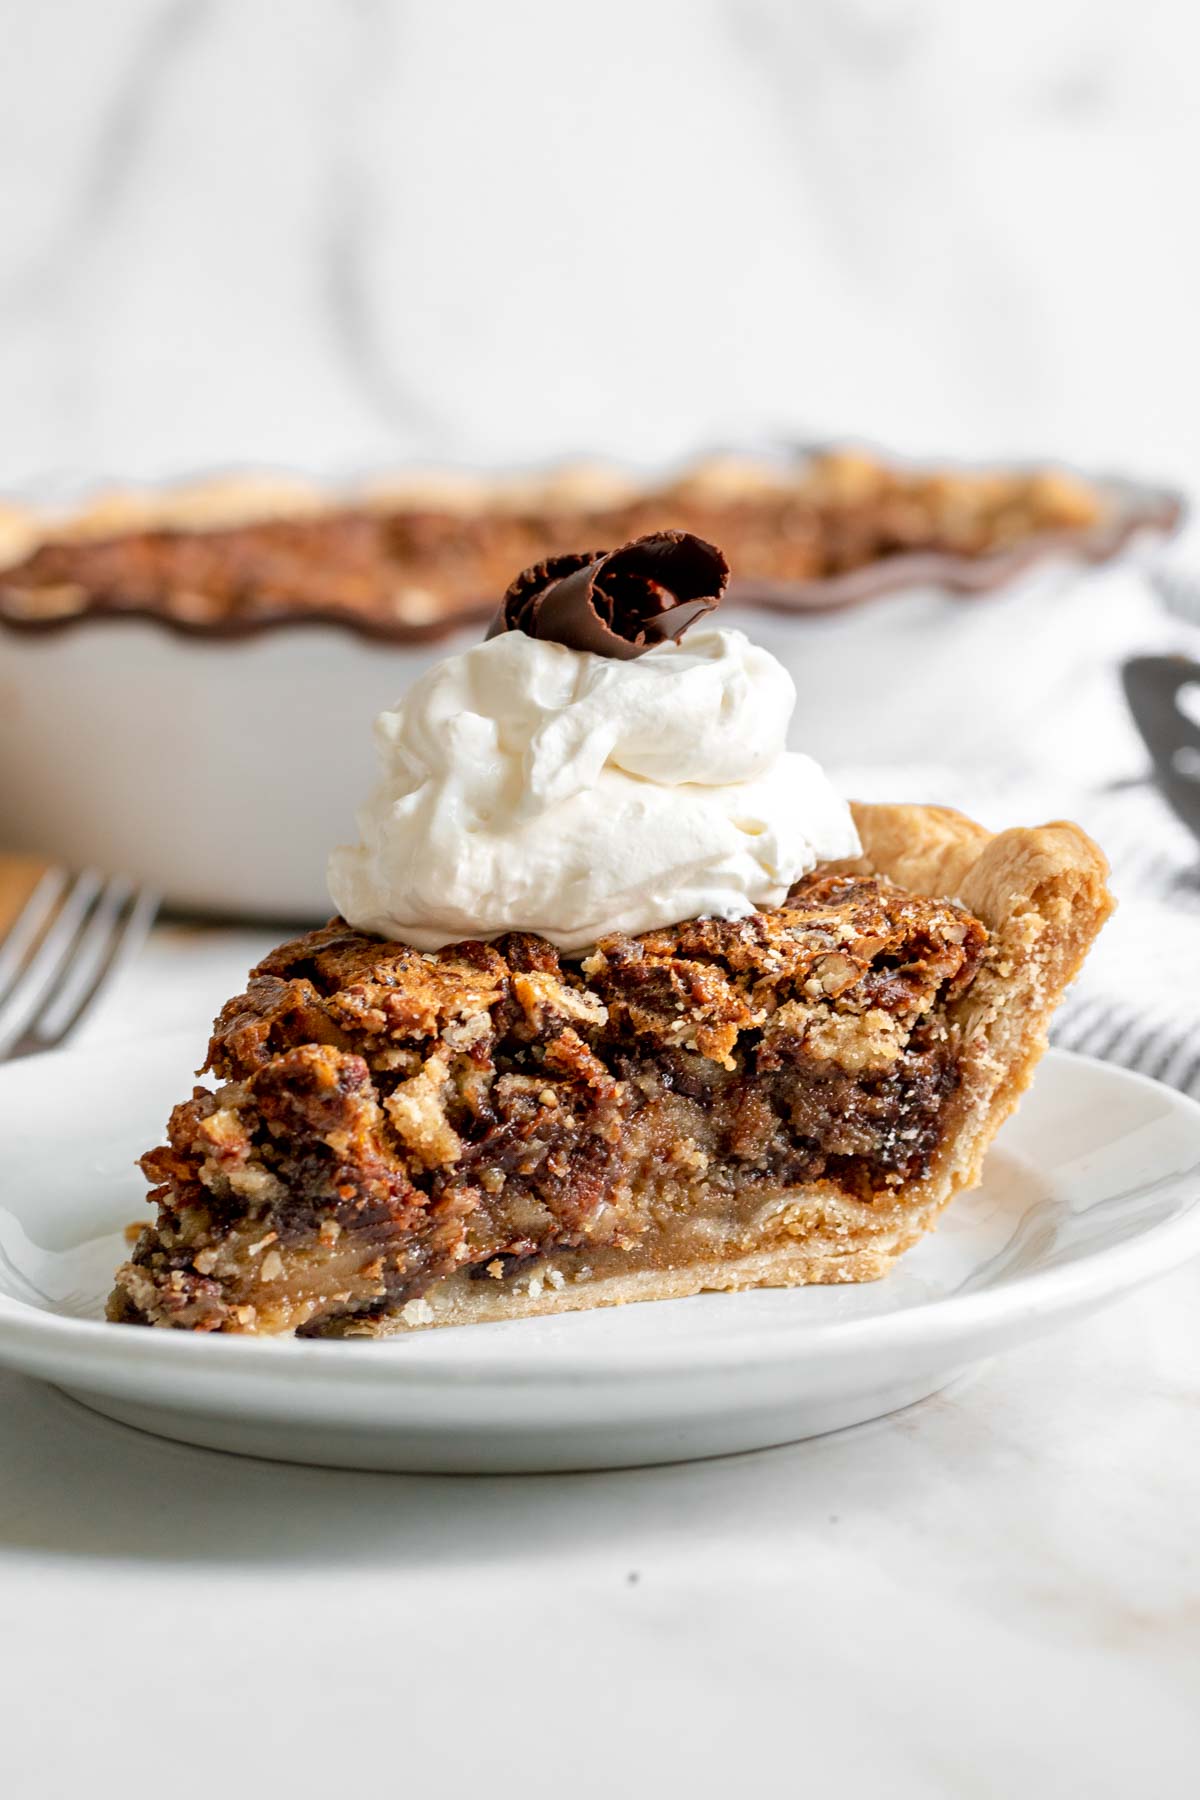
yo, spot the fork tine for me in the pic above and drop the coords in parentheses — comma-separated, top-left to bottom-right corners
(32, 874, 135, 1040)
(0, 870, 103, 1057)
(31, 881, 158, 1051)
(0, 865, 68, 1003)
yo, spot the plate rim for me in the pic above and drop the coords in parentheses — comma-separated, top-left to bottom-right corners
(1, 1042, 1199, 1388)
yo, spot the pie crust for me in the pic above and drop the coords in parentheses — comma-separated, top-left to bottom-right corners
(108, 802, 1112, 1335)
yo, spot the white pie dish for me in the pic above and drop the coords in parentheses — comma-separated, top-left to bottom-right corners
(1, 1035, 1197, 1473)
(0, 459, 1181, 921)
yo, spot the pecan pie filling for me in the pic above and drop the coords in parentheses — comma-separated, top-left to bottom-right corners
(109, 874, 987, 1336)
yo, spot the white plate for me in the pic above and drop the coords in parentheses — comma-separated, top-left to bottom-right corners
(1, 1034, 1198, 1472)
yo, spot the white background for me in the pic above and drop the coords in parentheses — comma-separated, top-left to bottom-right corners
(2, 0, 1197, 495)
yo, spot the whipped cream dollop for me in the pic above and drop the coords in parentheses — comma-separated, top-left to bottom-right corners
(328, 625, 860, 953)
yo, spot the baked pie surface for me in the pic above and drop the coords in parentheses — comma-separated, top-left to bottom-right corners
(108, 802, 1112, 1336)
(0, 452, 1125, 638)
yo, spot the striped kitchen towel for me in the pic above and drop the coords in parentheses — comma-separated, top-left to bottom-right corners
(834, 764, 1200, 1101)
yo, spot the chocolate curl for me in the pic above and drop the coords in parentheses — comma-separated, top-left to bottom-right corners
(486, 530, 729, 660)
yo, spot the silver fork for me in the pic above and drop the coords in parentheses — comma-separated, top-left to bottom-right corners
(0, 868, 159, 1059)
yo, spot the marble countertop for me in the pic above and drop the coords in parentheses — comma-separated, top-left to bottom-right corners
(4, 0, 1200, 1784)
(1, 923, 1197, 1795)
(3, 0, 1199, 499)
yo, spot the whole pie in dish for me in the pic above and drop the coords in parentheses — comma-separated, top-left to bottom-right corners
(108, 529, 1113, 1334)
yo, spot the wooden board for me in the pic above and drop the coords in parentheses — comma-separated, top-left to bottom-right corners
(0, 855, 51, 936)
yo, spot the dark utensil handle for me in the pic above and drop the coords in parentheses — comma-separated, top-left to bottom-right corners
(1122, 655, 1200, 844)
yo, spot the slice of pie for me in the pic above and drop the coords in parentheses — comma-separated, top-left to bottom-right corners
(108, 802, 1111, 1335)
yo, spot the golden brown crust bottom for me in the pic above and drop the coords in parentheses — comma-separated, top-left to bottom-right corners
(349, 1240, 894, 1336)
(328, 802, 1114, 1333)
